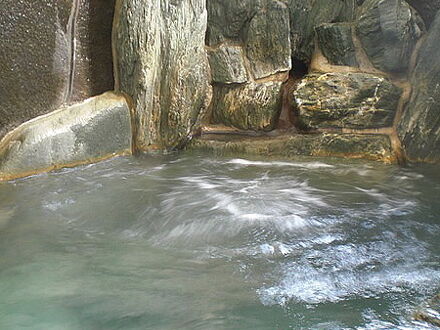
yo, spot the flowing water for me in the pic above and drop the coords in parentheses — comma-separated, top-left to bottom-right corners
(0, 152, 439, 329)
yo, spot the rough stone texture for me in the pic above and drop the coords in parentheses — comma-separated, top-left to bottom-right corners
(0, 92, 132, 181)
(0, 0, 116, 140)
(206, 0, 264, 45)
(208, 45, 249, 84)
(398, 12, 440, 163)
(70, 0, 116, 102)
(294, 73, 402, 129)
(245, 1, 291, 79)
(211, 82, 283, 131)
(288, 0, 357, 63)
(316, 23, 358, 67)
(406, 0, 440, 28)
(356, 0, 424, 72)
(189, 133, 395, 163)
(114, 0, 212, 151)
(0, 0, 72, 140)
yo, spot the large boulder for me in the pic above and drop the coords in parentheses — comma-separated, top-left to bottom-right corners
(356, 0, 424, 72)
(398, 12, 440, 163)
(0, 92, 132, 181)
(0, 0, 115, 139)
(113, 0, 212, 151)
(294, 73, 402, 129)
(211, 82, 283, 131)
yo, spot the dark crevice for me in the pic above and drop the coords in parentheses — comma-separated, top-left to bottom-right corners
(276, 58, 309, 131)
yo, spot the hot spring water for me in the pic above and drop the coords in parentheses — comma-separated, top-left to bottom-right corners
(0, 153, 439, 329)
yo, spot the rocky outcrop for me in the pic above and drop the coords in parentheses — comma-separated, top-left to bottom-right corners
(0, 0, 115, 140)
(294, 73, 402, 129)
(398, 12, 440, 163)
(211, 82, 283, 131)
(356, 0, 424, 72)
(0, 92, 131, 181)
(113, 0, 212, 151)
(206, 0, 290, 131)
(189, 133, 395, 163)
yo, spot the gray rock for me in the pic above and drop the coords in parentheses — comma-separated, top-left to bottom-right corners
(211, 82, 283, 131)
(245, 1, 291, 79)
(189, 133, 395, 163)
(206, 0, 264, 46)
(398, 12, 440, 163)
(316, 23, 358, 67)
(0, 92, 132, 181)
(294, 73, 402, 129)
(113, 0, 212, 151)
(208, 45, 249, 84)
(356, 0, 424, 72)
(288, 0, 357, 63)
(406, 0, 440, 28)
(0, 0, 115, 139)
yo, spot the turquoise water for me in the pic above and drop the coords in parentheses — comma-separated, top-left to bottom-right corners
(0, 153, 439, 329)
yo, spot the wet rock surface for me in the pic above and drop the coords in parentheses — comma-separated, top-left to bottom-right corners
(398, 12, 440, 163)
(114, 0, 212, 151)
(0, 0, 115, 140)
(294, 73, 402, 129)
(406, 0, 440, 28)
(356, 0, 424, 72)
(0, 92, 132, 181)
(211, 82, 283, 131)
(189, 133, 395, 163)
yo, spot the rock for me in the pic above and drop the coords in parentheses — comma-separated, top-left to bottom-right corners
(188, 133, 395, 163)
(356, 0, 424, 72)
(0, 92, 132, 181)
(294, 73, 402, 129)
(208, 45, 249, 84)
(0, 0, 116, 140)
(70, 0, 116, 102)
(406, 0, 440, 28)
(245, 1, 291, 79)
(206, 0, 264, 46)
(288, 0, 357, 63)
(113, 0, 212, 151)
(316, 23, 358, 67)
(211, 82, 283, 131)
(398, 12, 440, 163)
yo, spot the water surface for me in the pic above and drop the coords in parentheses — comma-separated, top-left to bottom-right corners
(0, 152, 439, 329)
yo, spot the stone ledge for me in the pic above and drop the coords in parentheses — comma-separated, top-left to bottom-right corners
(188, 133, 396, 163)
(0, 92, 132, 181)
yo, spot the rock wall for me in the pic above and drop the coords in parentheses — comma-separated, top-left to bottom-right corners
(0, 0, 115, 140)
(398, 11, 440, 162)
(113, 0, 212, 151)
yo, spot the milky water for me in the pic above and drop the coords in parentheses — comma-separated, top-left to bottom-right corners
(0, 152, 439, 329)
